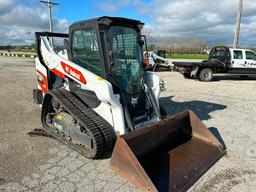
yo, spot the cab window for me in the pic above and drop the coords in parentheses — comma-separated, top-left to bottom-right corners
(72, 28, 104, 77)
(233, 50, 243, 59)
(245, 51, 256, 61)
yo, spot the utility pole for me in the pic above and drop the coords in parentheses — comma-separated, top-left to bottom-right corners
(233, 0, 243, 48)
(40, 0, 59, 46)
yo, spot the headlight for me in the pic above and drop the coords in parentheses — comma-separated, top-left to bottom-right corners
(159, 79, 166, 92)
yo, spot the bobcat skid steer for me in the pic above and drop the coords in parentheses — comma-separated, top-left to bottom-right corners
(33, 17, 226, 192)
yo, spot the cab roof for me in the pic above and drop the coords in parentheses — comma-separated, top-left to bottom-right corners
(70, 16, 144, 31)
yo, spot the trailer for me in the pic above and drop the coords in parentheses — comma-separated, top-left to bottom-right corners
(173, 46, 256, 81)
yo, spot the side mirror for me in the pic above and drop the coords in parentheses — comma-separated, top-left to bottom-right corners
(138, 38, 144, 46)
(139, 35, 148, 52)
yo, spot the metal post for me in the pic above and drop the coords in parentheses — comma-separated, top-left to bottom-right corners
(233, 0, 243, 48)
(40, 0, 59, 47)
(48, 0, 53, 35)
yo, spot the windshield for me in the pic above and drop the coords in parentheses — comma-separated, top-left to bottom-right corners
(246, 51, 256, 61)
(209, 46, 230, 63)
(106, 26, 143, 94)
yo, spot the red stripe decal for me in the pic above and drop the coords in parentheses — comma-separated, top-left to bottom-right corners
(51, 68, 65, 78)
(60, 61, 86, 84)
(36, 70, 48, 93)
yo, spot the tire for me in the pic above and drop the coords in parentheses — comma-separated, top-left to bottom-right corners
(199, 68, 213, 82)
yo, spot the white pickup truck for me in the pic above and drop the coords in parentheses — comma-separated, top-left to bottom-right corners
(173, 46, 256, 81)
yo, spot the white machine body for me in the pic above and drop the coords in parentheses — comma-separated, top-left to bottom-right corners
(35, 37, 165, 135)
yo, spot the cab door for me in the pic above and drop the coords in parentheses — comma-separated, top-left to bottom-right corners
(70, 27, 106, 78)
(231, 49, 246, 68)
(245, 51, 256, 68)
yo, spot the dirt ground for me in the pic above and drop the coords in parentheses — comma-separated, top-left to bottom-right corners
(0, 56, 256, 192)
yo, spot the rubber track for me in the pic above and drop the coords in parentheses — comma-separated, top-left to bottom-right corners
(58, 89, 116, 153)
(41, 89, 115, 159)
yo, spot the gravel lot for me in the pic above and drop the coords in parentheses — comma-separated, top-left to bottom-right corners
(0, 56, 256, 192)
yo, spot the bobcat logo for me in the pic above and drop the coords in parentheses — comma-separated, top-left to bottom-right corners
(131, 97, 138, 106)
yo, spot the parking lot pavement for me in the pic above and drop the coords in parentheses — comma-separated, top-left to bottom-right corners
(159, 72, 256, 192)
(0, 56, 256, 192)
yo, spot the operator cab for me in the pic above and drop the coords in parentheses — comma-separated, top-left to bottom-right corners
(66, 17, 151, 129)
(68, 16, 144, 83)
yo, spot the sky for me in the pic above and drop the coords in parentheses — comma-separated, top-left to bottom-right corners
(0, 0, 256, 46)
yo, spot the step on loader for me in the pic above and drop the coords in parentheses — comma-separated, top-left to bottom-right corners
(33, 16, 226, 191)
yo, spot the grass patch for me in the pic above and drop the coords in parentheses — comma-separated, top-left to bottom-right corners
(167, 54, 208, 60)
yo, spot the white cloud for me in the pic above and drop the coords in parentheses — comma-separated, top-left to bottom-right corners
(139, 0, 256, 46)
(95, 0, 256, 46)
(0, 0, 18, 15)
(1, 0, 255, 46)
(0, 1, 69, 45)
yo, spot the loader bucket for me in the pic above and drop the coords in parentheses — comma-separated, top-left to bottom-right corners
(110, 110, 226, 192)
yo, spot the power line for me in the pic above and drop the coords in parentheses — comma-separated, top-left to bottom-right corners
(40, 0, 59, 46)
(233, 0, 243, 48)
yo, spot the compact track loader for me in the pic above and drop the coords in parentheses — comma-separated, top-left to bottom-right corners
(33, 17, 226, 191)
